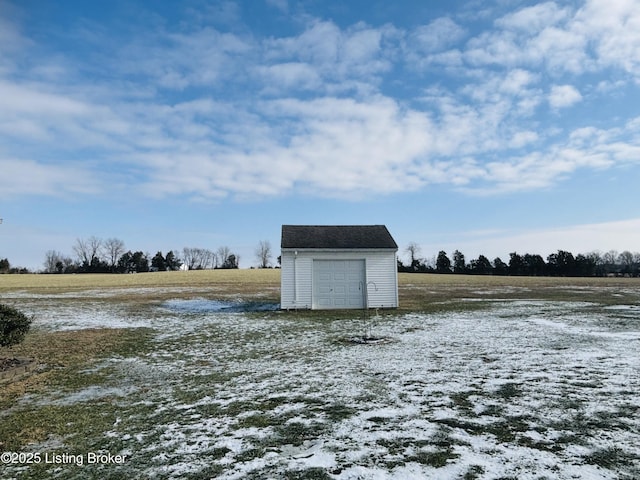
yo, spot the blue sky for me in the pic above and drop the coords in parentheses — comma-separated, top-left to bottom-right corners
(1, 0, 639, 270)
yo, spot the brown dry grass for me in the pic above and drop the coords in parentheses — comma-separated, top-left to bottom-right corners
(398, 272, 639, 288)
(398, 272, 640, 311)
(2, 269, 636, 291)
(2, 269, 639, 309)
(0, 328, 152, 411)
(0, 269, 280, 293)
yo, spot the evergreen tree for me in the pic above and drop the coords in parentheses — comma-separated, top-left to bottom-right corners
(0, 258, 10, 273)
(547, 250, 575, 276)
(470, 255, 492, 274)
(132, 251, 149, 273)
(151, 251, 167, 271)
(165, 250, 182, 271)
(436, 251, 451, 273)
(508, 252, 525, 275)
(452, 250, 466, 274)
(524, 254, 546, 276)
(221, 254, 239, 269)
(493, 257, 508, 275)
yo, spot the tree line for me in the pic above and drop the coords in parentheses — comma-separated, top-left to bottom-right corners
(1, 237, 276, 274)
(0, 258, 30, 274)
(41, 237, 242, 274)
(3, 238, 638, 277)
(399, 243, 640, 277)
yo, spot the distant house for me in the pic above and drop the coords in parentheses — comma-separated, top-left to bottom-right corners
(280, 225, 399, 310)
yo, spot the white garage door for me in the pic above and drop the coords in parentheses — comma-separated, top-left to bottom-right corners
(313, 259, 365, 309)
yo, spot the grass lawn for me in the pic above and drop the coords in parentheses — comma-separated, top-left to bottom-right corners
(1, 271, 639, 479)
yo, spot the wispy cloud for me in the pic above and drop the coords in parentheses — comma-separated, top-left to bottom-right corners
(548, 84, 582, 109)
(407, 17, 466, 56)
(1, 0, 639, 203)
(0, 158, 100, 198)
(574, 0, 640, 78)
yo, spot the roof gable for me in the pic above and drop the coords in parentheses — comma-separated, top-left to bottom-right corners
(281, 225, 398, 250)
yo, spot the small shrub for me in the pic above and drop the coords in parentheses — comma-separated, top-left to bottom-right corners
(0, 304, 32, 348)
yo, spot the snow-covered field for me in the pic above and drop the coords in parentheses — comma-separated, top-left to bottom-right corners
(3, 289, 640, 479)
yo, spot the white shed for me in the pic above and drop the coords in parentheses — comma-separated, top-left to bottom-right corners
(280, 225, 399, 310)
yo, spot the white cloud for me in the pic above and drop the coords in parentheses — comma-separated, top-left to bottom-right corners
(256, 62, 322, 93)
(529, 26, 588, 74)
(462, 117, 640, 194)
(574, 0, 640, 78)
(409, 17, 466, 54)
(0, 81, 89, 115)
(135, 95, 436, 200)
(262, 20, 394, 92)
(548, 84, 582, 109)
(266, 20, 340, 64)
(509, 130, 539, 149)
(495, 2, 570, 33)
(1, 0, 639, 204)
(0, 158, 100, 198)
(464, 13, 589, 73)
(0, 80, 135, 151)
(461, 0, 640, 80)
(115, 27, 253, 90)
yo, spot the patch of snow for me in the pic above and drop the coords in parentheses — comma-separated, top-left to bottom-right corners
(5, 289, 640, 479)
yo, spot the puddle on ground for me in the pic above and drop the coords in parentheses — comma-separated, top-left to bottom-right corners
(160, 298, 280, 313)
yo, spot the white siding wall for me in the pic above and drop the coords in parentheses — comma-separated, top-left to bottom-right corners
(280, 251, 313, 309)
(364, 251, 398, 308)
(281, 249, 398, 310)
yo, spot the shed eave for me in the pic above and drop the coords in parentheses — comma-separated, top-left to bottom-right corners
(281, 248, 398, 253)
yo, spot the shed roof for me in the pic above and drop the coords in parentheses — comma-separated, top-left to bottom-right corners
(281, 225, 398, 250)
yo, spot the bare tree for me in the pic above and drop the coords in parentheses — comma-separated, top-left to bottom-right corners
(618, 250, 635, 266)
(104, 238, 126, 272)
(182, 247, 197, 270)
(602, 250, 618, 265)
(182, 247, 216, 270)
(405, 242, 421, 265)
(43, 250, 71, 273)
(44, 250, 60, 273)
(255, 240, 272, 268)
(73, 236, 103, 266)
(585, 251, 603, 265)
(216, 246, 231, 268)
(193, 248, 215, 269)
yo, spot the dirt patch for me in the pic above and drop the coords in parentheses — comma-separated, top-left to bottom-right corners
(0, 357, 36, 383)
(1, 357, 23, 371)
(342, 335, 394, 345)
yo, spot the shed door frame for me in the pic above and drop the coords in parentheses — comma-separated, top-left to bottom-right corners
(312, 259, 366, 309)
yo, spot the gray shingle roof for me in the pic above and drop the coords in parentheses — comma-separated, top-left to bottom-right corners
(281, 225, 397, 250)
